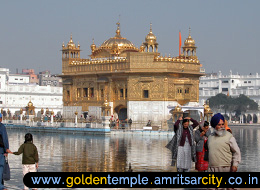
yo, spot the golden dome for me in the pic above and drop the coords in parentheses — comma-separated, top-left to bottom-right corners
(67, 33, 76, 48)
(145, 23, 157, 43)
(28, 100, 33, 107)
(100, 22, 137, 50)
(90, 38, 96, 52)
(184, 28, 196, 47)
(140, 43, 145, 52)
(174, 105, 182, 112)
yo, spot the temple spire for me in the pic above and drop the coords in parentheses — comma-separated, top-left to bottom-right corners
(115, 21, 121, 37)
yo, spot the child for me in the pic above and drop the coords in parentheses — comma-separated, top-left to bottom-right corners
(11, 133, 39, 190)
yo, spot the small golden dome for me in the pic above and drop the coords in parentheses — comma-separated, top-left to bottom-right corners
(28, 100, 33, 107)
(184, 28, 196, 47)
(145, 23, 157, 43)
(174, 105, 182, 112)
(90, 38, 96, 51)
(67, 33, 76, 48)
(140, 43, 145, 52)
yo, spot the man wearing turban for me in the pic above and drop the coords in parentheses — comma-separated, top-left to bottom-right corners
(207, 113, 241, 172)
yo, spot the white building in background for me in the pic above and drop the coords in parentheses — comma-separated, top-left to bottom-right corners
(199, 70, 260, 106)
(0, 68, 63, 117)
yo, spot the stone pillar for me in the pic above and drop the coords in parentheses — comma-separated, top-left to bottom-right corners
(102, 116, 110, 129)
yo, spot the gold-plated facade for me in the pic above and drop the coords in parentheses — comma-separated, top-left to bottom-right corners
(61, 22, 203, 120)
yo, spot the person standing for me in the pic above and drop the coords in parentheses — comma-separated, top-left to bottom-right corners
(166, 116, 199, 172)
(0, 113, 11, 190)
(9, 133, 39, 190)
(208, 113, 241, 172)
(195, 121, 211, 172)
(128, 118, 132, 129)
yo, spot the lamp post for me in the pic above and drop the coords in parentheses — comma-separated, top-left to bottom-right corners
(171, 105, 183, 122)
(101, 100, 111, 129)
(203, 103, 213, 122)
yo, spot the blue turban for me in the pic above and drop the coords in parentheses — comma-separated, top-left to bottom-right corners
(210, 113, 225, 128)
(0, 113, 2, 118)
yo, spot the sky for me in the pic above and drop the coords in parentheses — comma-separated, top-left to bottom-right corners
(0, 0, 259, 75)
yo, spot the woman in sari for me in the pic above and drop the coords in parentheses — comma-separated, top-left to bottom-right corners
(195, 121, 211, 172)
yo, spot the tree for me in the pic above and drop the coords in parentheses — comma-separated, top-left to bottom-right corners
(207, 93, 258, 120)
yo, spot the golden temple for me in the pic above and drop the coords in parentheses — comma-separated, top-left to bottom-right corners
(61, 22, 203, 123)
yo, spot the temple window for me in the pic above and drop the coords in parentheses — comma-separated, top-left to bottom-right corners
(77, 88, 81, 98)
(120, 89, 124, 97)
(143, 90, 149, 98)
(83, 88, 88, 97)
(101, 89, 104, 98)
(67, 90, 70, 100)
(90, 88, 94, 97)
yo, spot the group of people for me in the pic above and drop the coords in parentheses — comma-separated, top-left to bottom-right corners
(0, 111, 242, 189)
(0, 113, 38, 190)
(109, 116, 133, 129)
(166, 113, 241, 173)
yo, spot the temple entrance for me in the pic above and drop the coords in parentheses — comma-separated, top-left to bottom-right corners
(114, 104, 127, 120)
(118, 108, 127, 120)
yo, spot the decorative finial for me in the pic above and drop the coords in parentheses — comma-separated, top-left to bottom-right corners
(70, 33, 73, 40)
(115, 20, 121, 37)
(116, 22, 120, 30)
(92, 38, 95, 44)
(150, 22, 152, 32)
(189, 27, 191, 36)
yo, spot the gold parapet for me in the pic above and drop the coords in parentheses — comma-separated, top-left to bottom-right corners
(70, 58, 127, 66)
(154, 56, 200, 64)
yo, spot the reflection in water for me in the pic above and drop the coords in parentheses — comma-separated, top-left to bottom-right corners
(230, 126, 260, 172)
(5, 126, 260, 188)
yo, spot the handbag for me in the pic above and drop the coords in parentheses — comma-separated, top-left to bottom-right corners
(3, 156, 10, 181)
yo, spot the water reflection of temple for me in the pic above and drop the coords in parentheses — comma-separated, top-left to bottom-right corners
(61, 136, 128, 172)
(60, 135, 172, 172)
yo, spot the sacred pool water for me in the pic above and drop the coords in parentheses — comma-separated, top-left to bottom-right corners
(4, 125, 260, 189)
